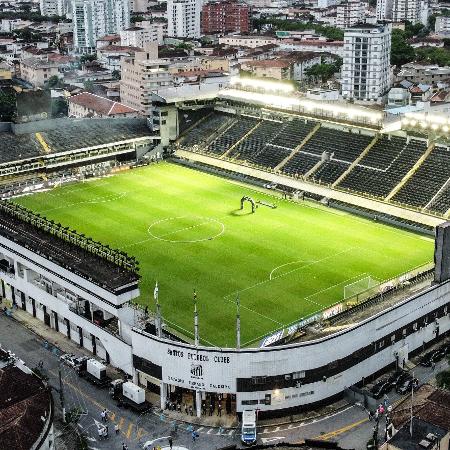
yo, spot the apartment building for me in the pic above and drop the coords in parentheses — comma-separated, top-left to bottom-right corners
(435, 15, 450, 37)
(376, 0, 428, 24)
(167, 0, 200, 38)
(120, 44, 173, 115)
(335, 0, 365, 28)
(72, 0, 130, 53)
(201, 1, 250, 35)
(341, 23, 392, 101)
(20, 57, 61, 87)
(120, 23, 165, 47)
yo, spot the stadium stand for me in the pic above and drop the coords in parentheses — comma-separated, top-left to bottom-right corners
(0, 133, 42, 163)
(338, 136, 428, 198)
(428, 186, 450, 215)
(180, 112, 233, 149)
(282, 151, 320, 176)
(41, 121, 150, 152)
(207, 116, 259, 155)
(392, 145, 450, 209)
(271, 118, 317, 149)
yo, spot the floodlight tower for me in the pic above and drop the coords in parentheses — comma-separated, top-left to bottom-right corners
(236, 294, 241, 350)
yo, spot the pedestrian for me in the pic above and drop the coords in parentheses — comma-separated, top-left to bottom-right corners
(192, 430, 198, 442)
(217, 402, 222, 417)
(177, 402, 181, 413)
(168, 436, 173, 449)
(100, 410, 105, 422)
(432, 360, 436, 370)
(104, 409, 108, 422)
(202, 400, 206, 416)
(102, 426, 108, 440)
(209, 403, 213, 416)
(115, 423, 119, 434)
(184, 403, 188, 415)
(189, 405, 193, 416)
(98, 427, 103, 440)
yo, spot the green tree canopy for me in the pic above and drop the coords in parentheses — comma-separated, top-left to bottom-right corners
(391, 29, 416, 66)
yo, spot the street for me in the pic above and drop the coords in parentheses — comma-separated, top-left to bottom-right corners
(0, 313, 448, 450)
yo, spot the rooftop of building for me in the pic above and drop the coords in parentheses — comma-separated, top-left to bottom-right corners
(68, 92, 138, 116)
(0, 201, 140, 292)
(244, 58, 292, 68)
(20, 57, 60, 69)
(387, 417, 447, 450)
(0, 364, 52, 450)
(390, 384, 450, 432)
(97, 34, 121, 42)
(98, 44, 142, 53)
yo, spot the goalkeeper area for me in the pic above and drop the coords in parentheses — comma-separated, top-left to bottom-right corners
(15, 162, 434, 347)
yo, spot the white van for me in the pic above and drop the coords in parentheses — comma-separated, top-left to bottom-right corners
(241, 409, 257, 445)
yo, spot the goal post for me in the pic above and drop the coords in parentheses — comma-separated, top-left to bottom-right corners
(344, 275, 379, 300)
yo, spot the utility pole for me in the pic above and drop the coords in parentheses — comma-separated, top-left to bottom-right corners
(194, 289, 199, 347)
(409, 371, 414, 437)
(236, 294, 241, 350)
(154, 281, 161, 338)
(58, 362, 66, 422)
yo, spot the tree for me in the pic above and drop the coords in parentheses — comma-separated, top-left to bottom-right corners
(305, 63, 339, 82)
(111, 70, 120, 80)
(415, 47, 450, 65)
(436, 367, 450, 390)
(130, 15, 145, 23)
(391, 29, 416, 66)
(0, 89, 16, 121)
(83, 80, 95, 93)
(46, 75, 62, 89)
(80, 54, 97, 64)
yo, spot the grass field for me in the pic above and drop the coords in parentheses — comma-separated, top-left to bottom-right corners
(15, 162, 434, 347)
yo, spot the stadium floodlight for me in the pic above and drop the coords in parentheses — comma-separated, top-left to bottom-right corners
(431, 123, 439, 130)
(230, 76, 294, 94)
(443, 125, 449, 133)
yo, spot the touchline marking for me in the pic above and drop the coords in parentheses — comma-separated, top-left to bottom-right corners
(40, 192, 127, 213)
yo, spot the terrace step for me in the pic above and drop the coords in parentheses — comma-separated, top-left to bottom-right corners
(385, 141, 435, 201)
(274, 122, 321, 171)
(424, 175, 450, 212)
(175, 112, 213, 144)
(332, 134, 379, 188)
(220, 119, 262, 159)
(305, 157, 324, 178)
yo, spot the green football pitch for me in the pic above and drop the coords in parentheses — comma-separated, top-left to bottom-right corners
(15, 162, 434, 347)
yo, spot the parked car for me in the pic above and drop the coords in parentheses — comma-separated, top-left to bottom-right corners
(396, 377, 419, 395)
(371, 379, 392, 399)
(387, 370, 410, 388)
(438, 342, 450, 356)
(60, 353, 88, 370)
(419, 351, 438, 367)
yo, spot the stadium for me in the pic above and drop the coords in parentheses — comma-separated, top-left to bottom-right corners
(0, 78, 449, 417)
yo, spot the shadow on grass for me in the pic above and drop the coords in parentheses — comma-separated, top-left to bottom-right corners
(229, 208, 254, 217)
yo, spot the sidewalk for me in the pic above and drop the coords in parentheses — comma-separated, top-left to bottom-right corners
(9, 308, 122, 381)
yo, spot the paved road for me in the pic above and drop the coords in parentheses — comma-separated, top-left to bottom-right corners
(1, 313, 448, 450)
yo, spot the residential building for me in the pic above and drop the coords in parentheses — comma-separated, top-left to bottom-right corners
(279, 39, 344, 57)
(0, 62, 13, 80)
(435, 15, 450, 36)
(382, 417, 449, 450)
(40, 0, 58, 16)
(68, 92, 139, 117)
(120, 25, 164, 47)
(219, 34, 278, 48)
(335, 0, 364, 28)
(97, 44, 140, 71)
(167, 0, 201, 38)
(376, 0, 428, 24)
(120, 44, 173, 115)
(397, 63, 450, 84)
(387, 87, 411, 107)
(240, 53, 322, 81)
(341, 23, 392, 101)
(0, 351, 55, 450)
(20, 57, 61, 87)
(72, 0, 130, 53)
(201, 1, 250, 35)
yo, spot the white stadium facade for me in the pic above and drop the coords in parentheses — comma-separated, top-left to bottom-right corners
(1, 81, 450, 418)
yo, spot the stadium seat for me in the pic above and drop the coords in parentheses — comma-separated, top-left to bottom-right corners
(393, 145, 450, 209)
(338, 136, 427, 198)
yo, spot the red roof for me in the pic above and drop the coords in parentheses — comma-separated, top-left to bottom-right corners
(69, 92, 138, 116)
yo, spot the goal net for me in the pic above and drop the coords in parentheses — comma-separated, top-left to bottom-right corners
(344, 275, 379, 300)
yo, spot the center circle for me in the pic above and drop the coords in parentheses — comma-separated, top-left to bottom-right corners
(147, 216, 225, 243)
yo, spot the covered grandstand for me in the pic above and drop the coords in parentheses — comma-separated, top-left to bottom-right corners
(0, 117, 158, 195)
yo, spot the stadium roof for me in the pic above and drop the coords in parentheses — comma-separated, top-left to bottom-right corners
(0, 118, 150, 165)
(0, 203, 140, 293)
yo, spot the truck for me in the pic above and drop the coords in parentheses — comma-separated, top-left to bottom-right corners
(241, 410, 257, 445)
(77, 358, 111, 387)
(109, 379, 151, 413)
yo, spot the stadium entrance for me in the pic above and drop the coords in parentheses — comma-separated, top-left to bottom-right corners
(163, 384, 236, 418)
